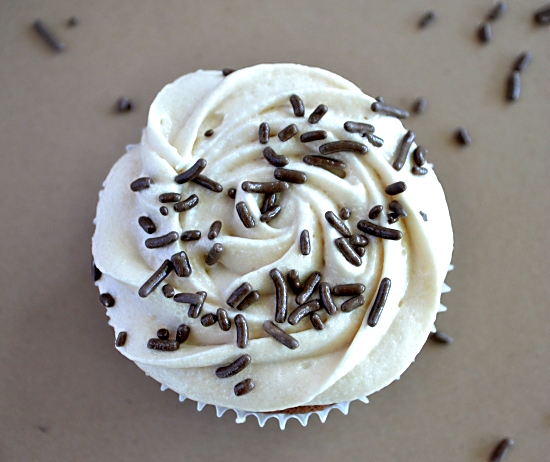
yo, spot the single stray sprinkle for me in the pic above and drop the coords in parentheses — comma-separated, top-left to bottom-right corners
(325, 211, 352, 237)
(300, 229, 311, 255)
(319, 140, 368, 155)
(217, 308, 231, 331)
(310, 313, 325, 330)
(147, 338, 179, 351)
(205, 243, 224, 266)
(227, 282, 253, 308)
(419, 211, 428, 221)
(116, 97, 135, 112)
(270, 268, 288, 323)
(300, 130, 328, 143)
(412, 97, 427, 115)
(489, 437, 514, 462)
(506, 71, 521, 102)
(333, 284, 366, 296)
(130, 177, 152, 192)
(242, 181, 289, 194)
(455, 126, 472, 146)
(115, 332, 127, 347)
(319, 282, 337, 315)
(228, 188, 236, 199)
(138, 216, 156, 234)
(513, 52, 532, 73)
(334, 237, 362, 267)
(287, 269, 302, 295)
(278, 124, 299, 142)
(367, 278, 391, 327)
(180, 229, 201, 241)
(365, 133, 384, 148)
(290, 94, 305, 116)
(174, 194, 199, 212)
(478, 22, 492, 43)
(430, 331, 453, 344)
(341, 294, 365, 313)
(274, 167, 307, 184)
(418, 10, 437, 29)
(371, 101, 409, 119)
(392, 130, 415, 171)
(216, 354, 252, 378)
(159, 192, 181, 203)
(260, 205, 282, 223)
(349, 234, 368, 247)
(171, 251, 192, 277)
(339, 207, 351, 220)
(157, 328, 169, 340)
(413, 146, 427, 166)
(138, 260, 173, 298)
(234, 378, 255, 396)
(174, 158, 207, 184)
(162, 284, 175, 298)
(385, 181, 407, 196)
(201, 313, 218, 327)
(308, 104, 328, 124)
(236, 201, 255, 228)
(204, 129, 214, 137)
(288, 300, 321, 325)
(176, 324, 190, 343)
(235, 314, 249, 348)
(344, 121, 374, 135)
(192, 174, 223, 193)
(159, 206, 169, 216)
(263, 146, 289, 167)
(303, 155, 346, 173)
(368, 205, 383, 219)
(357, 220, 403, 240)
(261, 192, 277, 213)
(208, 220, 222, 239)
(99, 293, 115, 308)
(259, 122, 270, 144)
(32, 20, 66, 52)
(174, 292, 205, 305)
(263, 321, 299, 349)
(296, 271, 322, 305)
(487, 2, 507, 21)
(145, 231, 179, 249)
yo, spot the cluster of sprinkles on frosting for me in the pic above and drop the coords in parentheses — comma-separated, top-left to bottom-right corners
(95, 71, 435, 398)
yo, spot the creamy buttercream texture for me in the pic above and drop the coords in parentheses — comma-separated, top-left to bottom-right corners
(92, 64, 453, 412)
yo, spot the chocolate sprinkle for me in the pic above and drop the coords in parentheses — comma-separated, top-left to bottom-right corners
(413, 146, 427, 166)
(389, 200, 408, 218)
(269, 268, 288, 323)
(274, 168, 307, 184)
(287, 270, 302, 295)
(217, 308, 231, 331)
(204, 129, 214, 137)
(339, 207, 351, 220)
(303, 155, 346, 172)
(192, 175, 223, 193)
(157, 328, 169, 340)
(67, 16, 79, 27)
(138, 216, 156, 234)
(290, 94, 305, 117)
(187, 291, 207, 318)
(357, 220, 403, 240)
(334, 237, 362, 266)
(260, 205, 282, 223)
(385, 181, 407, 196)
(147, 338, 179, 351)
(216, 354, 252, 378)
(412, 166, 428, 176)
(300, 130, 328, 143)
(368, 205, 383, 219)
(174, 194, 199, 212)
(261, 193, 277, 214)
(234, 378, 255, 396)
(162, 284, 175, 298)
(227, 282, 253, 308)
(349, 234, 368, 247)
(288, 300, 321, 325)
(99, 293, 115, 308)
(174, 292, 205, 305)
(116, 97, 134, 112)
(228, 188, 236, 199)
(420, 211, 428, 221)
(343, 121, 374, 135)
(506, 71, 521, 101)
(478, 22, 492, 43)
(130, 177, 152, 192)
(145, 231, 179, 249)
(208, 220, 222, 240)
(171, 251, 192, 277)
(236, 290, 260, 311)
(354, 245, 366, 257)
(32, 20, 66, 52)
(201, 313, 218, 327)
(259, 122, 270, 144)
(392, 130, 415, 171)
(299, 229, 311, 256)
(222, 68, 235, 76)
(115, 332, 127, 347)
(263, 321, 299, 349)
(278, 124, 299, 142)
(310, 312, 325, 330)
(487, 1, 507, 21)
(367, 278, 391, 327)
(418, 10, 437, 28)
(176, 324, 190, 343)
(236, 201, 255, 228)
(325, 211, 351, 237)
(534, 3, 550, 25)
(455, 126, 472, 146)
(333, 284, 365, 296)
(242, 181, 289, 194)
(319, 141, 368, 155)
(205, 243, 224, 266)
(296, 271, 321, 305)
(235, 314, 249, 348)
(180, 230, 201, 241)
(365, 133, 384, 148)
(159, 192, 181, 203)
(174, 158, 207, 184)
(91, 257, 102, 281)
(341, 295, 366, 313)
(412, 97, 427, 115)
(159, 206, 169, 216)
(263, 146, 289, 167)
(319, 282, 337, 315)
(430, 330, 453, 344)
(371, 101, 409, 119)
(138, 260, 173, 298)
(308, 104, 328, 124)
(489, 437, 514, 462)
(513, 52, 532, 72)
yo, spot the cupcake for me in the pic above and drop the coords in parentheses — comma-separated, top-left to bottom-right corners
(92, 63, 453, 423)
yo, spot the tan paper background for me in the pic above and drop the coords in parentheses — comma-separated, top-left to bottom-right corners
(1, 1, 549, 460)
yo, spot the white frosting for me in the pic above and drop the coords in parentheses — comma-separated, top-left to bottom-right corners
(92, 64, 453, 412)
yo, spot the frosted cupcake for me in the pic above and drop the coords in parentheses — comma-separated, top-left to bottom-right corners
(92, 63, 453, 423)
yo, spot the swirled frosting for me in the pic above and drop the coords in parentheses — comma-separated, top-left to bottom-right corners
(92, 63, 453, 412)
